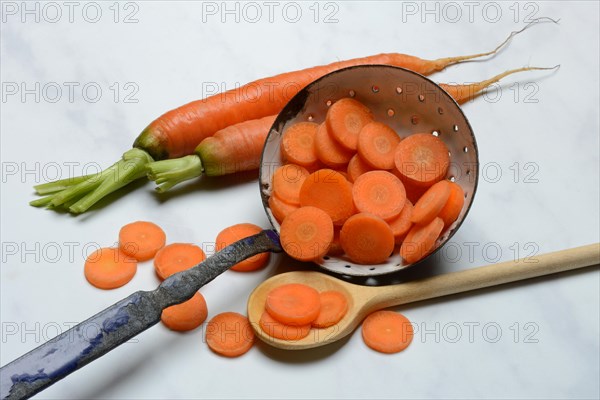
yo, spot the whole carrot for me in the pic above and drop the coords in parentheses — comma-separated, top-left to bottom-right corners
(31, 19, 555, 213)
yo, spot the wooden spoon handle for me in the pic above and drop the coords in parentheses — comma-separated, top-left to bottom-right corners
(372, 243, 600, 309)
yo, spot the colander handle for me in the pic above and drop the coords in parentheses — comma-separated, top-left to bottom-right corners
(375, 243, 600, 308)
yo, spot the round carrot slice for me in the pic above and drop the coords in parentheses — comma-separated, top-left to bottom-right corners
(271, 164, 309, 205)
(352, 171, 406, 221)
(118, 221, 166, 261)
(281, 122, 319, 167)
(299, 169, 355, 225)
(280, 206, 334, 261)
(259, 311, 311, 341)
(357, 122, 401, 170)
(268, 194, 299, 223)
(400, 217, 444, 264)
(215, 223, 270, 272)
(411, 180, 451, 225)
(326, 98, 373, 151)
(206, 312, 255, 357)
(438, 181, 465, 227)
(388, 200, 413, 243)
(362, 311, 414, 354)
(161, 292, 208, 332)
(315, 123, 354, 169)
(340, 213, 395, 265)
(154, 243, 206, 280)
(394, 133, 450, 187)
(84, 247, 137, 290)
(265, 283, 321, 326)
(347, 154, 373, 182)
(312, 291, 349, 328)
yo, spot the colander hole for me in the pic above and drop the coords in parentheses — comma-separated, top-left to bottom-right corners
(418, 94, 425, 102)
(466, 169, 471, 176)
(464, 191, 468, 198)
(438, 107, 444, 115)
(411, 115, 419, 125)
(323, 256, 330, 260)
(372, 85, 380, 93)
(463, 146, 469, 153)
(448, 151, 452, 157)
(449, 175, 456, 182)
(395, 86, 403, 94)
(307, 114, 314, 121)
(345, 264, 351, 269)
(453, 125, 459, 132)
(349, 89, 356, 97)
(387, 108, 395, 117)
(395, 263, 401, 267)
(369, 267, 375, 271)
(432, 130, 439, 137)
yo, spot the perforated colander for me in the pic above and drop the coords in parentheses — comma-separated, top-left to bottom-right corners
(260, 65, 479, 276)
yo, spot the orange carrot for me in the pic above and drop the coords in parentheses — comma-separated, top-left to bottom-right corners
(357, 122, 401, 170)
(118, 221, 166, 261)
(84, 247, 137, 290)
(340, 213, 395, 265)
(268, 194, 299, 223)
(315, 123, 354, 169)
(352, 171, 406, 221)
(400, 217, 444, 264)
(271, 164, 310, 205)
(161, 292, 208, 332)
(299, 169, 355, 225)
(154, 243, 206, 280)
(280, 206, 334, 262)
(259, 311, 311, 341)
(312, 291, 349, 328)
(326, 98, 373, 151)
(281, 122, 319, 167)
(206, 312, 255, 357)
(266, 283, 321, 326)
(362, 311, 414, 354)
(215, 223, 270, 272)
(411, 180, 452, 225)
(438, 182, 465, 227)
(440, 66, 559, 104)
(395, 133, 450, 188)
(389, 200, 414, 243)
(347, 154, 373, 182)
(149, 115, 276, 192)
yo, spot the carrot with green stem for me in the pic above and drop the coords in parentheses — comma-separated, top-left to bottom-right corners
(31, 21, 547, 213)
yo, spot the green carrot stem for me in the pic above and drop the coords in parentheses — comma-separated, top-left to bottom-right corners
(146, 155, 203, 193)
(29, 195, 55, 208)
(33, 174, 97, 195)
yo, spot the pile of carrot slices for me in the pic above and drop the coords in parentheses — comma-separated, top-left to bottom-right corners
(271, 97, 465, 265)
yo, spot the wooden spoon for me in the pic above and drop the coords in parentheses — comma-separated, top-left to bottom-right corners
(247, 243, 599, 350)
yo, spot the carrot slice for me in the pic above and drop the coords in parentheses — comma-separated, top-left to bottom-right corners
(281, 122, 319, 167)
(400, 217, 444, 264)
(357, 122, 401, 170)
(161, 292, 208, 331)
(394, 133, 450, 187)
(326, 98, 373, 151)
(362, 311, 414, 354)
(340, 213, 395, 264)
(280, 206, 334, 261)
(206, 312, 255, 357)
(402, 177, 429, 204)
(299, 169, 355, 225)
(118, 221, 166, 261)
(154, 243, 206, 280)
(265, 283, 321, 326)
(259, 311, 311, 341)
(411, 180, 451, 225)
(352, 171, 406, 221)
(215, 223, 270, 272)
(438, 182, 465, 227)
(84, 247, 137, 290)
(312, 291, 349, 328)
(347, 154, 373, 183)
(268, 194, 299, 223)
(271, 164, 309, 205)
(388, 200, 414, 243)
(315, 123, 354, 169)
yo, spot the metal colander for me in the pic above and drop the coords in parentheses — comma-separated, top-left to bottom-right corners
(260, 65, 479, 276)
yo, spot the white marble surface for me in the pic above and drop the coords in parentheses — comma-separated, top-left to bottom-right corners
(1, 1, 599, 399)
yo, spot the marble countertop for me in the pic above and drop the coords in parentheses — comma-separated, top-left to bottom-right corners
(1, 1, 599, 399)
